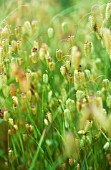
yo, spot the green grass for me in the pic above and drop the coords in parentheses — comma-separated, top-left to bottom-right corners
(0, 0, 111, 169)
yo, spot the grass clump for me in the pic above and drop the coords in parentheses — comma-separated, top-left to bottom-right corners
(0, 0, 111, 169)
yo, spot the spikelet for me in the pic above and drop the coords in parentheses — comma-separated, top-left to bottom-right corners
(2, 85, 9, 97)
(61, 22, 68, 33)
(106, 95, 111, 108)
(68, 73, 73, 84)
(48, 61, 55, 71)
(91, 5, 103, 30)
(102, 28, 111, 58)
(0, 46, 4, 63)
(15, 26, 22, 39)
(76, 90, 85, 99)
(67, 35, 74, 46)
(106, 1, 111, 20)
(64, 109, 71, 128)
(3, 110, 10, 121)
(30, 47, 38, 63)
(22, 21, 32, 37)
(39, 48, 45, 61)
(74, 69, 86, 90)
(103, 142, 110, 151)
(56, 49, 62, 61)
(8, 45, 13, 56)
(1, 25, 10, 39)
(66, 98, 75, 112)
(47, 27, 54, 38)
(11, 40, 17, 51)
(31, 20, 38, 32)
(12, 96, 18, 107)
(60, 65, 66, 77)
(65, 59, 70, 71)
(71, 46, 81, 69)
(84, 41, 92, 57)
(34, 40, 39, 49)
(102, 79, 109, 89)
(43, 74, 48, 84)
(76, 98, 83, 112)
(63, 131, 79, 159)
(0, 62, 4, 73)
(89, 15, 95, 31)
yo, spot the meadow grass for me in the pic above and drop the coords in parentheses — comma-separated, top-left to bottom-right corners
(0, 0, 111, 169)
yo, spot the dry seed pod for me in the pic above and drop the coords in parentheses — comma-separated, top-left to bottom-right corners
(56, 49, 62, 61)
(106, 1, 111, 20)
